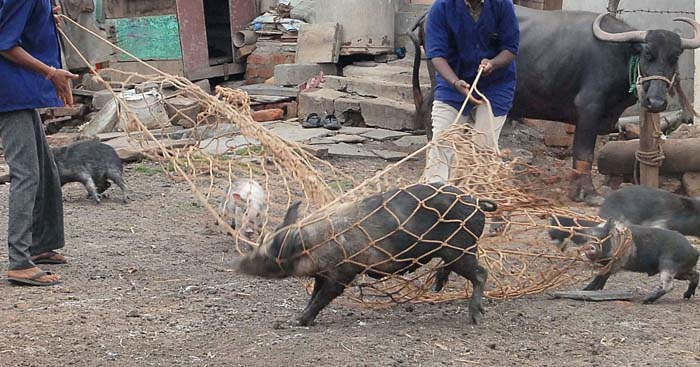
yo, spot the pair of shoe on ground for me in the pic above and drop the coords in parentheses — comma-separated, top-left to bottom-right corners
(302, 113, 341, 131)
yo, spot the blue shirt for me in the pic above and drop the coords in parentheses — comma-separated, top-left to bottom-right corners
(426, 0, 519, 116)
(0, 0, 63, 113)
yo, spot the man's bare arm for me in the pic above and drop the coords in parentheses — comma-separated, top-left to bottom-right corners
(481, 50, 516, 76)
(432, 57, 483, 104)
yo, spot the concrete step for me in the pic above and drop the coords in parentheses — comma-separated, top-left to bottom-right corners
(321, 75, 429, 104)
(297, 88, 420, 131)
(343, 63, 431, 86)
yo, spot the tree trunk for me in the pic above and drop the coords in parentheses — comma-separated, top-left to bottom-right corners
(598, 138, 700, 175)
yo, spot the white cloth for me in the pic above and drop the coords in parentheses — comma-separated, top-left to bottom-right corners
(423, 100, 507, 183)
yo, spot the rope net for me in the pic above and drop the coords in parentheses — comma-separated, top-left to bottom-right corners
(55, 15, 620, 307)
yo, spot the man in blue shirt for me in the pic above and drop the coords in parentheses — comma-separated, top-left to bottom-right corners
(0, 0, 78, 285)
(422, 0, 519, 182)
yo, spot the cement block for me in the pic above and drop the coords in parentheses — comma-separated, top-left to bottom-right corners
(92, 90, 116, 110)
(343, 64, 431, 86)
(164, 96, 200, 127)
(359, 98, 418, 131)
(297, 88, 346, 119)
(274, 63, 338, 86)
(323, 75, 429, 104)
(296, 23, 341, 63)
(334, 96, 363, 124)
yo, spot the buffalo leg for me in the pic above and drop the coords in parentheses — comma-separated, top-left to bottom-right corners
(570, 110, 604, 206)
(643, 271, 675, 304)
(583, 273, 611, 291)
(298, 275, 351, 326)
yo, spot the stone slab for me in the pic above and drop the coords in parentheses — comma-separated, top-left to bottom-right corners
(296, 23, 341, 63)
(371, 149, 411, 162)
(394, 135, 428, 147)
(274, 63, 338, 86)
(343, 64, 431, 86)
(359, 98, 418, 131)
(361, 129, 411, 141)
(336, 126, 374, 135)
(199, 136, 259, 156)
(326, 134, 368, 144)
(267, 122, 331, 142)
(322, 75, 429, 104)
(297, 88, 346, 119)
(314, 143, 377, 159)
(238, 84, 299, 98)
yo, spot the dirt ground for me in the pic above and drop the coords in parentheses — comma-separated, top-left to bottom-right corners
(2, 131, 700, 367)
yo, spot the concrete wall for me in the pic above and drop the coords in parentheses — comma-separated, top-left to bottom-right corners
(562, 0, 695, 113)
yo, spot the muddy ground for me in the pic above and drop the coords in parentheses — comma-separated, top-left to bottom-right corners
(2, 125, 700, 367)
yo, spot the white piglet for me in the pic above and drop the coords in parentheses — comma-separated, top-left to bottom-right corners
(219, 178, 266, 240)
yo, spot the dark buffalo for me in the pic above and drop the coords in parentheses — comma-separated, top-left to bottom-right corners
(411, 6, 700, 205)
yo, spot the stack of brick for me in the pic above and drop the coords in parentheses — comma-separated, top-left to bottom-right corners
(245, 43, 296, 84)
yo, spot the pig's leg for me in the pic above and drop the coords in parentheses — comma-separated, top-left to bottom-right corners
(643, 270, 675, 304)
(583, 273, 611, 291)
(433, 267, 450, 292)
(108, 171, 129, 203)
(80, 174, 101, 203)
(680, 270, 699, 300)
(451, 255, 487, 324)
(298, 275, 351, 326)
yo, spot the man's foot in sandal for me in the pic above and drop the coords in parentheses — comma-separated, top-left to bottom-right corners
(7, 267, 61, 286)
(32, 251, 67, 265)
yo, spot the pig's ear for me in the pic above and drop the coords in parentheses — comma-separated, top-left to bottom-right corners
(232, 193, 242, 201)
(280, 201, 302, 228)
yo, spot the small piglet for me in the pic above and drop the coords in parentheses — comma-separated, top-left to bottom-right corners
(579, 219, 699, 304)
(234, 183, 497, 326)
(599, 185, 700, 237)
(218, 178, 266, 240)
(52, 140, 128, 203)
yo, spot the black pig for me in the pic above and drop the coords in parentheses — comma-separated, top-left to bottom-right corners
(234, 183, 497, 326)
(598, 185, 700, 238)
(52, 140, 128, 203)
(580, 219, 699, 304)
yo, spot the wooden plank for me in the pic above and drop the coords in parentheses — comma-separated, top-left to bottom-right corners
(229, 0, 257, 33)
(114, 15, 182, 61)
(639, 111, 660, 188)
(106, 60, 184, 80)
(296, 23, 341, 63)
(237, 84, 299, 98)
(104, 0, 177, 19)
(550, 290, 634, 302)
(177, 0, 209, 76)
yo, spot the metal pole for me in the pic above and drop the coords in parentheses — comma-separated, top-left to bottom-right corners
(607, 0, 621, 16)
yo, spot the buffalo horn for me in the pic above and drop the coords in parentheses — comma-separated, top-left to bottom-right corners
(674, 17, 700, 49)
(592, 13, 647, 43)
